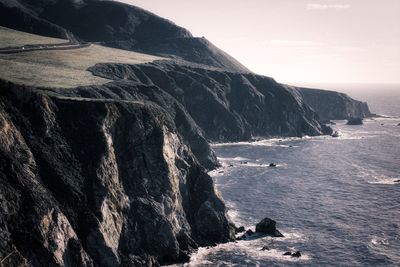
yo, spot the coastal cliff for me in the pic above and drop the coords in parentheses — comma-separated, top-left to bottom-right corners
(0, 0, 375, 266)
(298, 87, 373, 121)
(0, 81, 235, 266)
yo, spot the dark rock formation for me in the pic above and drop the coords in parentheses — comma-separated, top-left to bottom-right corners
(89, 62, 330, 141)
(255, 217, 284, 237)
(346, 117, 363, 125)
(331, 131, 340, 138)
(235, 226, 245, 233)
(297, 87, 372, 121)
(269, 163, 277, 167)
(283, 252, 292, 256)
(292, 251, 302, 257)
(0, 81, 235, 266)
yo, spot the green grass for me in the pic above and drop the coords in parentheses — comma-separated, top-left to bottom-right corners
(0, 28, 164, 88)
(0, 26, 67, 48)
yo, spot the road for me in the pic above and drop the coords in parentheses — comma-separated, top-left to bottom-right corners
(0, 42, 91, 54)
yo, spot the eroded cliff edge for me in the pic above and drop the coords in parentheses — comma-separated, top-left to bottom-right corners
(0, 81, 235, 266)
(298, 87, 373, 121)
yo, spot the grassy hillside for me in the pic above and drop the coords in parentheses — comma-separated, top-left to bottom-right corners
(0, 27, 164, 88)
(0, 26, 67, 48)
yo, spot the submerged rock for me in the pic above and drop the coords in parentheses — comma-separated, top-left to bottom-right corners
(255, 217, 284, 237)
(346, 117, 363, 125)
(237, 229, 254, 240)
(245, 229, 254, 236)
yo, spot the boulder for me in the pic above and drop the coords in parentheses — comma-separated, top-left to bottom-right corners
(255, 217, 284, 237)
(292, 251, 302, 257)
(346, 117, 363, 125)
(237, 229, 255, 240)
(235, 226, 245, 234)
(245, 229, 254, 236)
(331, 131, 340, 138)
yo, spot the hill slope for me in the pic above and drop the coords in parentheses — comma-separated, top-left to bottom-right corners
(0, 0, 250, 72)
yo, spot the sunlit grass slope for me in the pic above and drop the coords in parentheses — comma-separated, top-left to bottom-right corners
(0, 26, 67, 48)
(0, 27, 164, 88)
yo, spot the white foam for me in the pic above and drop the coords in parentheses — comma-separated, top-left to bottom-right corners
(186, 239, 311, 266)
(368, 176, 400, 185)
(212, 137, 304, 148)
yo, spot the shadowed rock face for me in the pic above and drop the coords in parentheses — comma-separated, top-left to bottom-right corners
(0, 81, 235, 266)
(88, 62, 329, 141)
(297, 87, 372, 121)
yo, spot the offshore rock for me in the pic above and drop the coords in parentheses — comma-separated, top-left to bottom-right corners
(255, 217, 284, 237)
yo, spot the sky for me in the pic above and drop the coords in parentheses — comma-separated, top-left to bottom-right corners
(121, 0, 400, 85)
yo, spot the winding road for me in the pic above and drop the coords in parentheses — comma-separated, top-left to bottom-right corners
(0, 42, 91, 54)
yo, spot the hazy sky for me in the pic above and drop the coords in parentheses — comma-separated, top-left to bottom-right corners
(122, 0, 399, 84)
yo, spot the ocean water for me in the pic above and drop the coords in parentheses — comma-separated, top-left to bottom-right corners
(188, 85, 400, 266)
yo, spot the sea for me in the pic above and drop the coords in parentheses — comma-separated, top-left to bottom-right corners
(187, 84, 400, 266)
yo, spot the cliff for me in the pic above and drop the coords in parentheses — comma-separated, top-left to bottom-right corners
(86, 62, 328, 141)
(0, 81, 235, 266)
(0, 0, 374, 265)
(297, 87, 373, 121)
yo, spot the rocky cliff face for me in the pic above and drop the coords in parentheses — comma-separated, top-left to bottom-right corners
(0, 81, 235, 266)
(88, 62, 329, 141)
(297, 87, 372, 121)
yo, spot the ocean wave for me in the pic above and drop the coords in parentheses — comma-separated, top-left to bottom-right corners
(186, 239, 311, 266)
(368, 176, 400, 185)
(369, 236, 390, 246)
(216, 157, 288, 169)
(212, 137, 305, 148)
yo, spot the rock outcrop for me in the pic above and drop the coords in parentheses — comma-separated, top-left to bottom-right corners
(297, 87, 372, 121)
(0, 81, 235, 266)
(255, 217, 284, 237)
(88, 62, 330, 141)
(346, 117, 363, 125)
